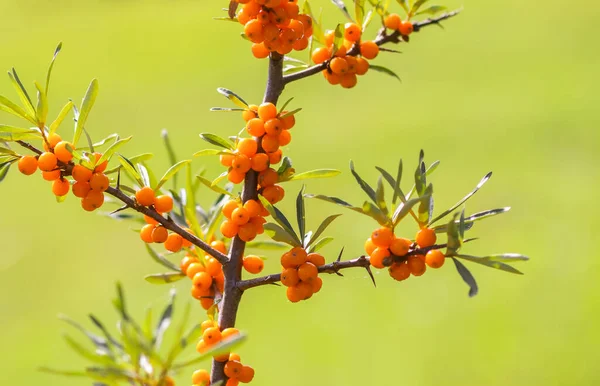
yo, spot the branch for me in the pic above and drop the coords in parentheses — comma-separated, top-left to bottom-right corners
(283, 9, 462, 85)
(17, 140, 43, 155)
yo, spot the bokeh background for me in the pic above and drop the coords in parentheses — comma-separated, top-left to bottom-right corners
(1, 0, 599, 385)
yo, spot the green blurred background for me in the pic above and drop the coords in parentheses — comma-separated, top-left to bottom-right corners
(1, 0, 599, 385)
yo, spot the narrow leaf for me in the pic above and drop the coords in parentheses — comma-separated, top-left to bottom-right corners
(350, 160, 377, 204)
(285, 168, 341, 181)
(451, 257, 478, 297)
(296, 186, 306, 244)
(370, 65, 402, 81)
(331, 0, 354, 21)
(196, 175, 234, 197)
(306, 214, 341, 248)
(264, 223, 302, 247)
(145, 244, 181, 271)
(199, 133, 235, 150)
(155, 160, 191, 191)
(49, 101, 74, 134)
(392, 195, 428, 226)
(216, 87, 249, 109)
(117, 154, 143, 186)
(97, 137, 132, 165)
(455, 255, 524, 275)
(45, 42, 63, 96)
(73, 79, 99, 146)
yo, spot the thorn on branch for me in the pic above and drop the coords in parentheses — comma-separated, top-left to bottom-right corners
(365, 265, 377, 288)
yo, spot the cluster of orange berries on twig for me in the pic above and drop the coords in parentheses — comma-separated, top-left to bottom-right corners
(365, 226, 445, 281)
(234, 0, 313, 58)
(220, 199, 267, 242)
(280, 246, 324, 303)
(384, 13, 415, 37)
(194, 320, 254, 385)
(17, 132, 110, 211)
(180, 240, 227, 310)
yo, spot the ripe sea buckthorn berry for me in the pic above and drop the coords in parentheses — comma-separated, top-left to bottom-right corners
(165, 233, 183, 252)
(284, 1, 300, 18)
(298, 262, 318, 282)
(261, 134, 280, 153)
(364, 238, 377, 255)
(187, 262, 206, 279)
(355, 57, 370, 75)
(425, 249, 445, 268)
(231, 207, 250, 225)
(249, 216, 266, 234)
(200, 297, 215, 310)
(264, 118, 283, 136)
(258, 102, 277, 121)
(371, 227, 395, 248)
(136, 186, 155, 206)
(370, 247, 390, 269)
(226, 378, 240, 386)
(279, 29, 296, 46)
(244, 19, 264, 43)
(44, 133, 62, 150)
(278, 130, 291, 147)
(246, 118, 266, 137)
(201, 320, 217, 333)
(261, 185, 280, 204)
(232, 154, 252, 174)
(311, 276, 323, 293)
(93, 153, 108, 173)
(180, 256, 198, 274)
(281, 267, 300, 286)
(407, 255, 426, 276)
(72, 165, 93, 182)
(192, 369, 210, 385)
(324, 71, 341, 85)
(297, 13, 313, 29)
(52, 178, 70, 197)
(360, 41, 379, 60)
(54, 141, 74, 163)
(399, 21, 414, 36)
(238, 222, 257, 242)
(203, 327, 222, 345)
(263, 23, 280, 43)
(340, 73, 358, 89)
(151, 226, 169, 243)
(268, 149, 282, 165)
(191, 285, 212, 301)
(154, 195, 174, 213)
(345, 56, 358, 73)
(416, 228, 437, 248)
(307, 253, 325, 266)
(243, 199, 261, 218)
(293, 36, 309, 50)
(289, 247, 307, 266)
(181, 230, 193, 248)
(251, 42, 271, 59)
(82, 190, 104, 211)
(286, 285, 303, 302)
(140, 224, 155, 243)
(224, 361, 243, 380)
(196, 339, 208, 354)
(390, 237, 411, 256)
(221, 327, 240, 340)
(211, 240, 227, 254)
(330, 57, 349, 75)
(214, 353, 230, 363)
(163, 376, 175, 386)
(384, 13, 401, 30)
(238, 366, 255, 383)
(237, 138, 258, 158)
(223, 200, 240, 219)
(228, 169, 246, 184)
(42, 170, 61, 181)
(18, 155, 38, 175)
(193, 271, 213, 290)
(281, 113, 295, 130)
(242, 106, 257, 122)
(90, 173, 109, 192)
(296, 281, 313, 300)
(312, 47, 331, 64)
(220, 153, 235, 167)
(220, 220, 239, 238)
(251, 153, 269, 172)
(258, 168, 278, 187)
(243, 255, 264, 274)
(205, 257, 223, 277)
(72, 181, 91, 198)
(344, 22, 362, 42)
(229, 353, 241, 362)
(389, 261, 411, 281)
(38, 152, 57, 172)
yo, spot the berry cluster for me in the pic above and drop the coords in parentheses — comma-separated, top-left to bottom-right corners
(384, 13, 414, 36)
(280, 247, 324, 303)
(17, 133, 110, 211)
(220, 199, 267, 242)
(312, 24, 375, 88)
(180, 240, 227, 310)
(365, 227, 445, 281)
(234, 0, 313, 58)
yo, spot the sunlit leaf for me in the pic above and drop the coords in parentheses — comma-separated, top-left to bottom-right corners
(196, 175, 234, 197)
(416, 5, 447, 15)
(199, 133, 235, 150)
(306, 214, 341, 248)
(375, 175, 388, 215)
(49, 101, 74, 135)
(155, 160, 191, 191)
(185, 166, 204, 239)
(62, 335, 114, 366)
(216, 87, 249, 109)
(307, 236, 334, 253)
(73, 79, 98, 146)
(0, 95, 37, 124)
(145, 244, 181, 271)
(296, 186, 306, 243)
(363, 201, 390, 226)
(304, 194, 364, 215)
(45, 42, 63, 96)
(260, 197, 302, 245)
(451, 257, 478, 297)
(154, 289, 176, 350)
(144, 272, 186, 285)
(355, 0, 366, 25)
(246, 240, 290, 250)
(454, 254, 524, 275)
(34, 81, 48, 125)
(117, 154, 143, 186)
(97, 137, 132, 166)
(370, 65, 401, 81)
(331, 24, 345, 57)
(392, 195, 427, 226)
(284, 168, 341, 182)
(193, 149, 230, 157)
(350, 160, 378, 204)
(8, 69, 36, 118)
(331, 0, 354, 21)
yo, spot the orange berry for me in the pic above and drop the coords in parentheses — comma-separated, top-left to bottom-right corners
(42, 170, 61, 181)
(89, 173, 109, 192)
(231, 207, 250, 226)
(281, 267, 300, 286)
(286, 284, 303, 302)
(72, 164, 93, 182)
(416, 228, 437, 248)
(237, 138, 258, 158)
(220, 220, 239, 238)
(200, 297, 214, 310)
(288, 247, 307, 266)
(340, 73, 358, 89)
(136, 186, 155, 206)
(364, 238, 377, 256)
(238, 366, 255, 383)
(281, 113, 295, 130)
(203, 327, 222, 345)
(242, 200, 261, 218)
(390, 238, 411, 256)
(237, 222, 257, 242)
(52, 178, 70, 197)
(297, 281, 314, 300)
(226, 378, 240, 386)
(243, 255, 264, 274)
(191, 285, 213, 300)
(293, 36, 309, 50)
(311, 276, 323, 293)
(222, 200, 240, 219)
(249, 215, 266, 234)
(258, 168, 278, 187)
(298, 262, 318, 282)
(151, 226, 169, 243)
(206, 257, 223, 277)
(261, 134, 279, 153)
(72, 181, 91, 198)
(44, 133, 62, 150)
(180, 256, 199, 274)
(181, 231, 193, 248)
(333, 45, 347, 57)
(53, 141, 73, 163)
(221, 327, 240, 340)
(201, 320, 217, 333)
(345, 56, 358, 73)
(38, 152, 57, 172)
(425, 249, 445, 268)
(224, 361, 243, 379)
(258, 102, 277, 121)
(389, 261, 411, 281)
(264, 118, 283, 136)
(261, 185, 280, 204)
(140, 224, 155, 243)
(278, 130, 291, 146)
(242, 106, 258, 122)
(246, 118, 266, 137)
(407, 255, 427, 276)
(252, 42, 271, 59)
(370, 247, 390, 269)
(307, 253, 325, 266)
(324, 70, 341, 85)
(360, 40, 379, 60)
(344, 22, 361, 42)
(244, 19, 264, 43)
(220, 153, 235, 167)
(154, 195, 174, 213)
(196, 339, 209, 353)
(187, 262, 206, 279)
(250, 153, 269, 172)
(93, 153, 108, 173)
(165, 233, 183, 252)
(268, 149, 282, 165)
(384, 13, 401, 30)
(263, 22, 280, 42)
(228, 169, 246, 184)
(192, 369, 210, 385)
(371, 227, 395, 248)
(232, 154, 252, 174)
(311, 47, 331, 64)
(211, 240, 227, 254)
(81, 190, 104, 211)
(399, 21, 414, 36)
(355, 57, 370, 75)
(193, 272, 213, 290)
(330, 57, 349, 75)
(17, 155, 38, 175)
(229, 353, 241, 362)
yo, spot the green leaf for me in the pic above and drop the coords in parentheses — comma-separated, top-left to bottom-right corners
(350, 160, 378, 204)
(246, 240, 290, 250)
(216, 87, 249, 109)
(416, 5, 447, 15)
(0, 146, 17, 156)
(362, 9, 375, 30)
(331, 23, 346, 57)
(296, 186, 306, 243)
(305, 194, 364, 215)
(154, 289, 176, 349)
(0, 161, 12, 182)
(405, 159, 440, 200)
(375, 175, 388, 215)
(462, 207, 511, 223)
(363, 201, 391, 226)
(58, 314, 110, 356)
(376, 163, 406, 205)
(97, 137, 132, 166)
(303, 1, 325, 44)
(161, 129, 179, 190)
(193, 149, 230, 157)
(34, 81, 48, 125)
(184, 166, 205, 239)
(105, 153, 153, 174)
(411, 0, 430, 13)
(49, 101, 74, 134)
(63, 335, 114, 366)
(284, 168, 341, 182)
(199, 133, 235, 150)
(414, 150, 426, 196)
(395, 0, 410, 14)
(165, 305, 199, 366)
(73, 79, 99, 146)
(355, 0, 366, 24)
(370, 65, 401, 81)
(451, 257, 478, 297)
(454, 254, 525, 275)
(446, 212, 462, 255)
(306, 214, 341, 248)
(155, 160, 191, 191)
(196, 175, 234, 197)
(117, 154, 143, 186)
(38, 367, 87, 377)
(89, 314, 123, 352)
(263, 223, 302, 247)
(279, 108, 302, 119)
(173, 333, 247, 369)
(331, 0, 354, 21)
(8, 69, 36, 118)
(392, 195, 428, 226)
(417, 183, 434, 225)
(307, 236, 334, 253)
(428, 172, 493, 226)
(260, 197, 302, 245)
(0, 128, 42, 141)
(483, 253, 529, 263)
(45, 42, 63, 96)
(0, 95, 37, 124)
(145, 244, 181, 271)
(210, 107, 246, 112)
